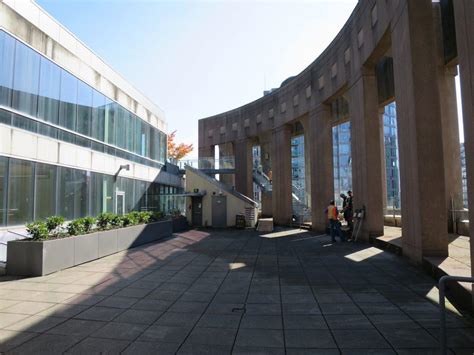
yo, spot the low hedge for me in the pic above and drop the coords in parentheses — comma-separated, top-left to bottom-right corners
(26, 211, 167, 241)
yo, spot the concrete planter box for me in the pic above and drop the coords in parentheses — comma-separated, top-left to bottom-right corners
(7, 220, 172, 276)
(172, 216, 189, 232)
(98, 229, 118, 258)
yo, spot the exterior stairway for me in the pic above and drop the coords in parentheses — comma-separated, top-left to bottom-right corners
(252, 168, 311, 227)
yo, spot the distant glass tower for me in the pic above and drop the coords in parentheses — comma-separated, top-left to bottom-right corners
(461, 143, 467, 208)
(333, 121, 352, 206)
(383, 102, 401, 211)
(332, 102, 400, 211)
(291, 135, 306, 203)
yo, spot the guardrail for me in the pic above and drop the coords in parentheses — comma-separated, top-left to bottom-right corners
(177, 157, 235, 170)
(439, 275, 474, 354)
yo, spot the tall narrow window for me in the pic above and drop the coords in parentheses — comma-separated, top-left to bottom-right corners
(38, 57, 61, 138)
(7, 159, 34, 226)
(58, 70, 78, 142)
(76, 80, 93, 139)
(12, 41, 40, 117)
(0, 31, 15, 107)
(35, 163, 57, 220)
(91, 89, 106, 142)
(0, 156, 7, 226)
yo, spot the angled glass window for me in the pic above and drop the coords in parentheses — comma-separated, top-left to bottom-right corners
(7, 159, 34, 226)
(125, 111, 134, 153)
(38, 57, 61, 138)
(12, 41, 40, 117)
(0, 109, 11, 125)
(58, 70, 78, 141)
(133, 115, 141, 155)
(0, 156, 7, 226)
(12, 113, 38, 133)
(91, 89, 106, 142)
(76, 80, 93, 137)
(116, 107, 126, 149)
(35, 163, 57, 220)
(0, 31, 15, 107)
(104, 99, 116, 146)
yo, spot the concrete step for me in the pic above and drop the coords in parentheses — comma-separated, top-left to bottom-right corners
(257, 218, 274, 233)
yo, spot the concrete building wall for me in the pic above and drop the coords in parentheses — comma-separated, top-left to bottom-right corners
(0, 123, 161, 182)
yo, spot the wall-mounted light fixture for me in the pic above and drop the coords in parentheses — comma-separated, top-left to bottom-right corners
(115, 164, 130, 179)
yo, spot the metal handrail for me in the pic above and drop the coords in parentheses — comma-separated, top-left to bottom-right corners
(439, 275, 474, 354)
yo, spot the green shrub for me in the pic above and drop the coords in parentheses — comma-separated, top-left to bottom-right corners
(97, 212, 114, 230)
(82, 216, 96, 233)
(121, 213, 137, 227)
(45, 216, 64, 235)
(110, 214, 123, 228)
(151, 211, 165, 222)
(67, 219, 85, 236)
(26, 221, 49, 240)
(130, 211, 152, 224)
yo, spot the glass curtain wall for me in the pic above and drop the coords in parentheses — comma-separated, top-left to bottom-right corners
(0, 30, 167, 165)
(333, 122, 352, 206)
(383, 102, 401, 212)
(291, 135, 306, 203)
(7, 160, 34, 225)
(252, 145, 262, 204)
(0, 157, 8, 226)
(0, 156, 181, 227)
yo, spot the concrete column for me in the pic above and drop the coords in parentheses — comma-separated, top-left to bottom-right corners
(309, 105, 333, 233)
(433, 5, 463, 232)
(219, 142, 235, 187)
(453, 0, 474, 276)
(272, 125, 292, 225)
(391, 0, 448, 261)
(349, 73, 385, 241)
(234, 138, 253, 199)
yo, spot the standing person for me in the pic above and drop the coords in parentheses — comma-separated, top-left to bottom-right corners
(345, 190, 354, 233)
(340, 193, 347, 211)
(326, 200, 343, 242)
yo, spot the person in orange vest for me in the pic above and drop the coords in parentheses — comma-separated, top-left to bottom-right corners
(326, 200, 344, 243)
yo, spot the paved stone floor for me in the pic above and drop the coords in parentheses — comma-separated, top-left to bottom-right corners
(379, 226, 473, 295)
(1, 228, 474, 354)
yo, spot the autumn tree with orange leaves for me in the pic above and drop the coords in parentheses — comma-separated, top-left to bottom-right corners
(167, 130, 194, 160)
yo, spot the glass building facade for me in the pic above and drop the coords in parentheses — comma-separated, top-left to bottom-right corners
(0, 30, 181, 227)
(331, 102, 401, 212)
(0, 30, 167, 168)
(383, 102, 401, 211)
(291, 135, 306, 204)
(0, 156, 183, 227)
(333, 121, 352, 205)
(461, 143, 468, 208)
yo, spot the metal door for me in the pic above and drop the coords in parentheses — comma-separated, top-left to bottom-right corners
(191, 197, 202, 226)
(212, 195, 227, 228)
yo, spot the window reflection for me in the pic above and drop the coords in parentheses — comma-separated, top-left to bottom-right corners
(0, 30, 167, 164)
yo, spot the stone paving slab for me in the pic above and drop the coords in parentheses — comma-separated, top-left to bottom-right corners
(0, 228, 473, 353)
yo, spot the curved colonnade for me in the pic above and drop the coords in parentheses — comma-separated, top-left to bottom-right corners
(198, 0, 474, 265)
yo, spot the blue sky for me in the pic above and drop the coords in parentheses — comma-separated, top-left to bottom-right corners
(36, 0, 358, 157)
